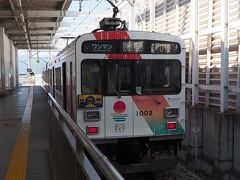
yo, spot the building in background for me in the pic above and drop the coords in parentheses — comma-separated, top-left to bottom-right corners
(117, 1, 240, 179)
(118, 0, 240, 113)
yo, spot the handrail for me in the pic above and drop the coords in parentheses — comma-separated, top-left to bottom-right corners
(48, 93, 124, 180)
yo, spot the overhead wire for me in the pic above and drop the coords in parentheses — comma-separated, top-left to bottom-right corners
(72, 0, 104, 33)
(126, 0, 134, 7)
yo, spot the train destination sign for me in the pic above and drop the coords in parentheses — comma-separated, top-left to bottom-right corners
(83, 41, 115, 53)
(82, 40, 181, 54)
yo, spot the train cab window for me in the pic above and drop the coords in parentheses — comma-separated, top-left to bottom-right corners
(106, 60, 132, 96)
(136, 60, 181, 94)
(81, 60, 102, 94)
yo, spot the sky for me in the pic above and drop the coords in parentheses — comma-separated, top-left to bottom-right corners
(18, 50, 58, 74)
(52, 0, 113, 50)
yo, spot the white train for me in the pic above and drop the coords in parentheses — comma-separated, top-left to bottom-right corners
(42, 17, 185, 173)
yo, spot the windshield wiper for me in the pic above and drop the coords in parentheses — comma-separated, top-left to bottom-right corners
(115, 88, 121, 98)
(111, 83, 121, 98)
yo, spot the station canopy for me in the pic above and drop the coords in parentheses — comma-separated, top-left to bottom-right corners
(0, 0, 111, 50)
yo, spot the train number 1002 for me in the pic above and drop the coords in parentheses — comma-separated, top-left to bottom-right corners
(136, 110, 153, 116)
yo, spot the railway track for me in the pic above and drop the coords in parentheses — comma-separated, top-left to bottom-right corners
(124, 164, 206, 180)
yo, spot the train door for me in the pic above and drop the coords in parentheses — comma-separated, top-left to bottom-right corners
(104, 60, 134, 137)
(62, 62, 67, 110)
(67, 62, 73, 119)
(53, 67, 55, 97)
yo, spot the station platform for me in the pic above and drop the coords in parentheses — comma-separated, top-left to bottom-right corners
(0, 86, 53, 180)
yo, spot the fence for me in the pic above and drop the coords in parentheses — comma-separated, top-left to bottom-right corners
(48, 93, 124, 180)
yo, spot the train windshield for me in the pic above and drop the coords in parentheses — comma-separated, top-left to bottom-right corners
(81, 59, 181, 95)
(107, 60, 133, 96)
(81, 60, 102, 94)
(136, 60, 181, 94)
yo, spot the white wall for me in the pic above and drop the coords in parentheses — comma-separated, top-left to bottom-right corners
(0, 27, 4, 94)
(11, 42, 17, 87)
(3, 31, 10, 89)
(0, 27, 18, 94)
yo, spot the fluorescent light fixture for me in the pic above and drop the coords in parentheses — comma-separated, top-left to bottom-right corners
(17, 0, 22, 8)
(23, 25, 26, 32)
(20, 13, 24, 23)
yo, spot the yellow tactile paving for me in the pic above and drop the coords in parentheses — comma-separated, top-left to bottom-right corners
(19, 125, 30, 137)
(4, 87, 33, 180)
(4, 136, 29, 180)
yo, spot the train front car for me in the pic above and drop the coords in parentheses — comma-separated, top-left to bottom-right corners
(76, 30, 185, 173)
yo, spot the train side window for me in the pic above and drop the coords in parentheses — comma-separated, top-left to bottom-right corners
(55, 67, 61, 92)
(49, 69, 52, 86)
(81, 60, 102, 94)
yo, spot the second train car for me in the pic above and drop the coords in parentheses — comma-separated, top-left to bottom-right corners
(42, 18, 185, 173)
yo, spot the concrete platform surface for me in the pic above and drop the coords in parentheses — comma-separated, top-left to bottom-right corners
(0, 86, 53, 180)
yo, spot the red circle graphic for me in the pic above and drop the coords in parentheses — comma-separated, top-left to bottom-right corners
(113, 101, 126, 113)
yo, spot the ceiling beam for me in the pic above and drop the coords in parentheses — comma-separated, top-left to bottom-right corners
(15, 44, 55, 50)
(0, 10, 14, 18)
(6, 30, 25, 35)
(15, 42, 50, 45)
(26, 10, 107, 18)
(12, 36, 50, 40)
(0, 10, 107, 18)
(28, 21, 72, 28)
(15, 40, 50, 44)
(9, 33, 51, 37)
(1, 21, 71, 28)
(6, 29, 54, 34)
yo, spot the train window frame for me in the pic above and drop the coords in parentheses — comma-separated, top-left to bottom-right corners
(80, 59, 182, 96)
(136, 59, 182, 95)
(81, 59, 103, 95)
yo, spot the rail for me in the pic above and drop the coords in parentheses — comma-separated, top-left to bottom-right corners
(48, 93, 124, 180)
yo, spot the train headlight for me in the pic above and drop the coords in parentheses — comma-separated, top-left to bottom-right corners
(84, 110, 100, 121)
(164, 107, 179, 118)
